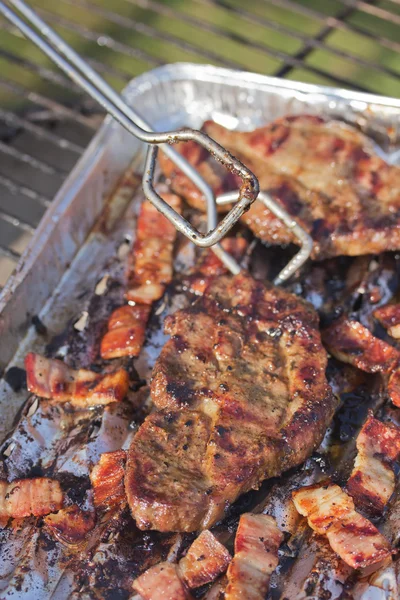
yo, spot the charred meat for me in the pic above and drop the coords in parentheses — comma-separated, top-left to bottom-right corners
(125, 272, 335, 531)
(160, 115, 400, 260)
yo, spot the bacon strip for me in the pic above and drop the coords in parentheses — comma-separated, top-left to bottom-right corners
(101, 195, 181, 359)
(323, 317, 399, 374)
(224, 513, 283, 600)
(292, 482, 392, 569)
(44, 504, 95, 545)
(126, 195, 181, 304)
(100, 304, 151, 359)
(374, 303, 400, 339)
(0, 478, 62, 519)
(25, 353, 129, 406)
(90, 450, 127, 510)
(179, 530, 231, 589)
(347, 415, 400, 515)
(133, 562, 192, 600)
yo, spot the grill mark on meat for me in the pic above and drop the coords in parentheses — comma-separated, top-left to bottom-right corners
(126, 272, 335, 532)
(160, 115, 400, 260)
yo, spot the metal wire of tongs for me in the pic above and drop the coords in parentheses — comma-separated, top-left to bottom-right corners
(0, 0, 313, 285)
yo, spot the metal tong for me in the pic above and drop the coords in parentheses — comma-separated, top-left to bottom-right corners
(0, 0, 312, 284)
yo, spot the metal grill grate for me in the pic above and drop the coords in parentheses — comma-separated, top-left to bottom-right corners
(0, 0, 399, 288)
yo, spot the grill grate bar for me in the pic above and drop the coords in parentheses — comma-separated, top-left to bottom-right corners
(50, 0, 377, 91)
(0, 208, 35, 234)
(37, 6, 162, 67)
(0, 26, 132, 89)
(0, 107, 84, 154)
(264, 0, 400, 54)
(191, 0, 400, 82)
(336, 0, 400, 26)
(0, 244, 21, 261)
(0, 139, 68, 176)
(0, 173, 51, 208)
(0, 76, 98, 129)
(54, 0, 241, 69)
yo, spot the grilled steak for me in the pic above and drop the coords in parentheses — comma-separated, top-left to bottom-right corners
(125, 272, 335, 532)
(159, 115, 400, 259)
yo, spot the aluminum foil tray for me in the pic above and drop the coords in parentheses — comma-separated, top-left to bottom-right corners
(0, 63, 399, 599)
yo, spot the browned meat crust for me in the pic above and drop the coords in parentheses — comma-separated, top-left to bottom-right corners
(0, 478, 63, 519)
(347, 415, 400, 516)
(292, 482, 392, 569)
(225, 513, 283, 600)
(25, 353, 129, 406)
(44, 504, 95, 545)
(159, 115, 400, 260)
(125, 272, 335, 532)
(90, 450, 127, 510)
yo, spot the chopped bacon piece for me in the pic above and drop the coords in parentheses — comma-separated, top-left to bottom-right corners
(323, 317, 399, 374)
(184, 237, 248, 296)
(25, 353, 129, 406)
(0, 478, 62, 519)
(347, 415, 400, 515)
(126, 195, 181, 304)
(133, 562, 192, 600)
(44, 504, 95, 545)
(374, 303, 400, 339)
(292, 482, 392, 569)
(224, 513, 283, 600)
(100, 304, 151, 359)
(179, 530, 231, 589)
(90, 450, 126, 510)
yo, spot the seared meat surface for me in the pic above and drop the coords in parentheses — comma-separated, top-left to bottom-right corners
(125, 272, 335, 531)
(160, 115, 400, 259)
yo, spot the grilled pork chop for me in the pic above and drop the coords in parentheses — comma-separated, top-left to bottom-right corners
(159, 115, 400, 259)
(125, 272, 335, 532)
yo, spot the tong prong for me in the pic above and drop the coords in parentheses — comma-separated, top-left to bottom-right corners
(217, 191, 313, 284)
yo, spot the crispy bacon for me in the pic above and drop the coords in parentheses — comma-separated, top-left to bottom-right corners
(292, 482, 392, 569)
(44, 504, 95, 545)
(90, 449, 127, 510)
(323, 317, 399, 373)
(100, 304, 151, 359)
(347, 415, 400, 515)
(224, 513, 283, 600)
(184, 237, 248, 296)
(374, 303, 400, 339)
(0, 478, 62, 519)
(101, 196, 180, 359)
(179, 530, 231, 589)
(126, 195, 181, 304)
(132, 562, 192, 600)
(25, 353, 129, 406)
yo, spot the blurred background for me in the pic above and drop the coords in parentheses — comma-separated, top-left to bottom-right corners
(0, 0, 399, 288)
